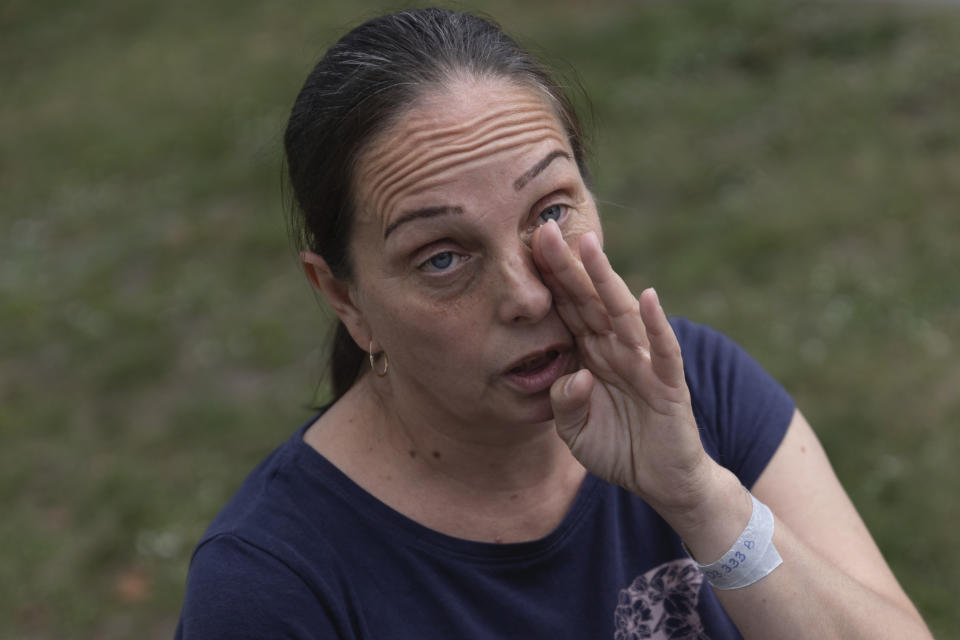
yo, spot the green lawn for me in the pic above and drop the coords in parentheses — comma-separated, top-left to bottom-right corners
(2, 0, 958, 637)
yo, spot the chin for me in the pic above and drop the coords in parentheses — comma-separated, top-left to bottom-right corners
(509, 392, 556, 426)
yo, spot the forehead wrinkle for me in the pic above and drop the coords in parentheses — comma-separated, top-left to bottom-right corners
(371, 119, 561, 220)
(383, 132, 568, 228)
(401, 94, 546, 140)
(368, 112, 548, 193)
(362, 100, 554, 194)
(362, 111, 568, 233)
(373, 128, 567, 234)
(396, 98, 550, 153)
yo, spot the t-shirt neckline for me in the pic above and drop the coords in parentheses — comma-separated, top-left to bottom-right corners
(289, 417, 603, 564)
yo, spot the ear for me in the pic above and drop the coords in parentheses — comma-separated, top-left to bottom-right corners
(301, 251, 372, 350)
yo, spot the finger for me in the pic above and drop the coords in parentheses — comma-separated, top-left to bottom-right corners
(534, 221, 606, 335)
(638, 288, 685, 388)
(535, 253, 592, 336)
(549, 368, 594, 448)
(533, 220, 612, 335)
(579, 231, 649, 350)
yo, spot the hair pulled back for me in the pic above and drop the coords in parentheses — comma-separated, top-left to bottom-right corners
(284, 7, 591, 401)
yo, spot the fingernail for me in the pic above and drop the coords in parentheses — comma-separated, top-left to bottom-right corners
(563, 370, 582, 397)
(649, 287, 660, 307)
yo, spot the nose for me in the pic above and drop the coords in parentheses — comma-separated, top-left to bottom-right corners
(496, 246, 553, 325)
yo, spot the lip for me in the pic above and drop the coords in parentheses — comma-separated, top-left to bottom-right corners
(502, 344, 573, 395)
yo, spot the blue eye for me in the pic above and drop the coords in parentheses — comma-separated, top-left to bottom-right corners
(428, 252, 453, 270)
(538, 204, 567, 225)
(420, 251, 466, 273)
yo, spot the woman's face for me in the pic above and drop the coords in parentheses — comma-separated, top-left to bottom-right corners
(345, 77, 602, 428)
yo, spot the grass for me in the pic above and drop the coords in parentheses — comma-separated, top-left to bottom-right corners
(2, 0, 958, 636)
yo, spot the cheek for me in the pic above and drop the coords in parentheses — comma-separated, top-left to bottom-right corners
(374, 285, 490, 364)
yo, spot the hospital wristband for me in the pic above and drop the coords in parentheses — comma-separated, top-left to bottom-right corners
(685, 492, 783, 590)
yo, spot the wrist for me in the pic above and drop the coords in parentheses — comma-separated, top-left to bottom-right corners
(658, 463, 753, 563)
(687, 492, 783, 590)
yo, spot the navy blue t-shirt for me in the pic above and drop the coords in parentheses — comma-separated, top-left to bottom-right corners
(176, 319, 794, 639)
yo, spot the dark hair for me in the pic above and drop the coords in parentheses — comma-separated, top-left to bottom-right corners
(284, 7, 591, 401)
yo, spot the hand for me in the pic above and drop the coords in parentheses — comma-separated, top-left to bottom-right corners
(531, 220, 716, 516)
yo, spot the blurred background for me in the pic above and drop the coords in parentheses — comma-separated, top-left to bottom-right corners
(2, 0, 958, 637)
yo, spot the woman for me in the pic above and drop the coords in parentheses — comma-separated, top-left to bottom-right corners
(176, 8, 930, 639)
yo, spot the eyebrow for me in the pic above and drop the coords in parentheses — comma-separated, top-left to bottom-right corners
(382, 150, 571, 240)
(384, 205, 464, 240)
(513, 150, 571, 191)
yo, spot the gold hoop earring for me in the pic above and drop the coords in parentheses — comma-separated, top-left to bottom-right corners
(368, 340, 388, 376)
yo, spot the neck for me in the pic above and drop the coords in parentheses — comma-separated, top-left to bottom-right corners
(372, 374, 578, 490)
(307, 374, 587, 542)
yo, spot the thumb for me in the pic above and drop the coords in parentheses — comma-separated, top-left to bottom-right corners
(550, 369, 593, 442)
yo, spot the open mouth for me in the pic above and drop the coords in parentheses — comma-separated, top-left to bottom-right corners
(510, 349, 560, 375)
(503, 347, 570, 394)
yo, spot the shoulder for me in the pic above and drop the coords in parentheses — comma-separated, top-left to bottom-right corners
(668, 316, 791, 410)
(189, 420, 354, 572)
(668, 316, 754, 384)
(177, 422, 357, 639)
(176, 534, 346, 639)
(669, 317, 795, 487)
(200, 420, 328, 543)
